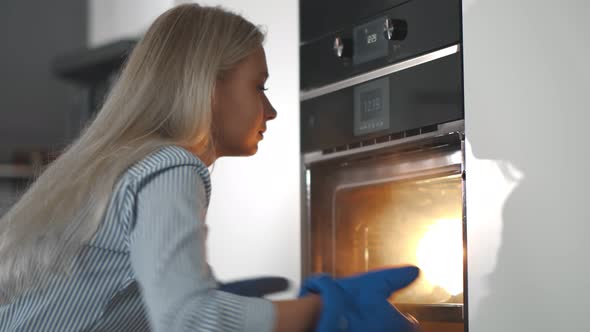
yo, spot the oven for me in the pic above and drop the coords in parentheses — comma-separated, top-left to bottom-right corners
(300, 1, 466, 331)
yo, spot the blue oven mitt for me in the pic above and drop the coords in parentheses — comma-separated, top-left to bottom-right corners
(218, 276, 290, 297)
(299, 266, 420, 332)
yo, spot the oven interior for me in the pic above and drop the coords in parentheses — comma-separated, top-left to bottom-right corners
(305, 137, 465, 331)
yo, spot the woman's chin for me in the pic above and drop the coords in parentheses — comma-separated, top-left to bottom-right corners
(219, 142, 259, 158)
(235, 145, 259, 157)
(247, 144, 259, 156)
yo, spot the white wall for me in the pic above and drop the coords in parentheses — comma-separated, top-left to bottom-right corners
(88, 0, 174, 47)
(464, 0, 590, 330)
(89, 0, 300, 299)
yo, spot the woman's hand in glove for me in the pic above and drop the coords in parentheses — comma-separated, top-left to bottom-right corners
(300, 266, 420, 332)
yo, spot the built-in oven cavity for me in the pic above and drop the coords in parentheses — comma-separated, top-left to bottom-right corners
(305, 141, 465, 329)
(331, 174, 463, 305)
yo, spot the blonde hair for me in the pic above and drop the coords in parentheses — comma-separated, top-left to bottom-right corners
(0, 4, 264, 302)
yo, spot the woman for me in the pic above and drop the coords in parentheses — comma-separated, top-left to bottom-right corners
(0, 4, 419, 331)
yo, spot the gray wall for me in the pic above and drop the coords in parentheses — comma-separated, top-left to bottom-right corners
(0, 179, 29, 217)
(464, 0, 590, 330)
(0, 182, 14, 217)
(0, 0, 87, 153)
(0, 0, 87, 215)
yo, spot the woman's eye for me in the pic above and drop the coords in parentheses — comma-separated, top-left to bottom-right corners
(258, 85, 268, 92)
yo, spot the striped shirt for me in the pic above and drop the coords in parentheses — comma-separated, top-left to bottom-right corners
(0, 145, 276, 331)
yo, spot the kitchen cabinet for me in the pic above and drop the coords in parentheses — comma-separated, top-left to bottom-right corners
(463, 1, 590, 330)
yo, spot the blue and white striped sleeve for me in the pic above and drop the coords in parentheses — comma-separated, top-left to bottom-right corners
(128, 165, 276, 332)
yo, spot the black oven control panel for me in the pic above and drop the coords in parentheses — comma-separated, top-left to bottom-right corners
(354, 77, 390, 135)
(353, 17, 391, 65)
(301, 0, 461, 90)
(301, 51, 463, 153)
(300, 0, 463, 153)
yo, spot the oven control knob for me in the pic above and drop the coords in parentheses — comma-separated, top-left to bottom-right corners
(384, 18, 408, 41)
(333, 36, 353, 59)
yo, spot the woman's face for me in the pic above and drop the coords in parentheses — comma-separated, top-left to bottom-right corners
(212, 46, 277, 157)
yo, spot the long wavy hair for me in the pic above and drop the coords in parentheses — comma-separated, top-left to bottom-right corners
(0, 4, 264, 303)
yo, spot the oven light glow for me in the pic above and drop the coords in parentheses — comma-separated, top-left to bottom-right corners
(416, 219, 463, 296)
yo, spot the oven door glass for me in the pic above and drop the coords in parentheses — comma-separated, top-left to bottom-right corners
(305, 139, 465, 326)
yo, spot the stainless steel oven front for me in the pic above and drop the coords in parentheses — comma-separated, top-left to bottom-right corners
(300, 1, 466, 331)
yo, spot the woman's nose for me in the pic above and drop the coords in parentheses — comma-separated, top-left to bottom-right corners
(264, 97, 277, 120)
(266, 106, 277, 120)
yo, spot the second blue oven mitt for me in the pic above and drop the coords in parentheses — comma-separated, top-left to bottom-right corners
(218, 276, 290, 297)
(299, 266, 420, 332)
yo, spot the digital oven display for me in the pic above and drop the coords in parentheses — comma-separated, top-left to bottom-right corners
(353, 17, 389, 65)
(359, 89, 383, 121)
(354, 77, 390, 136)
